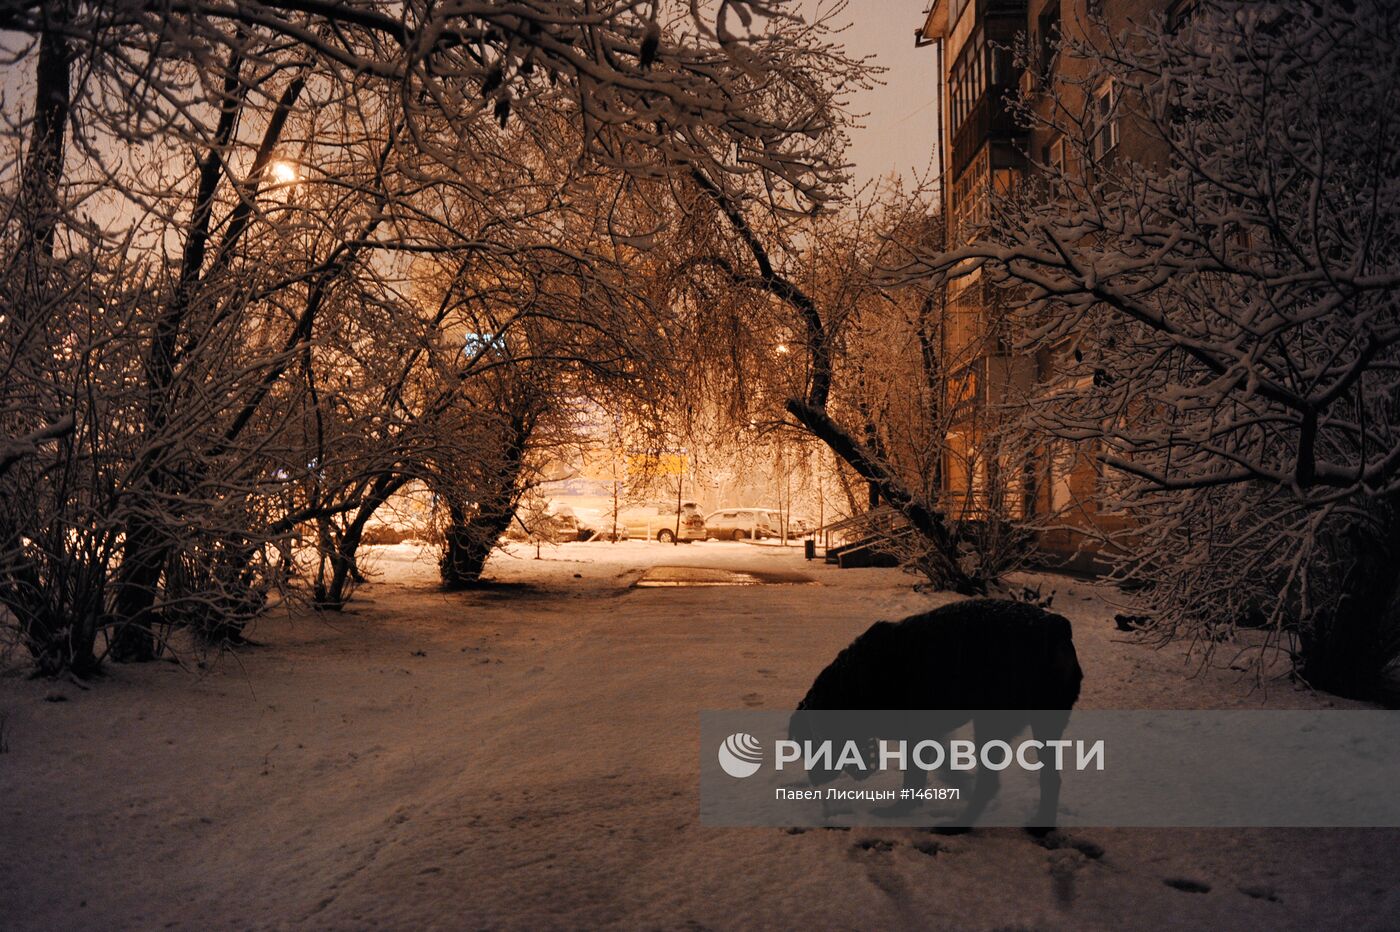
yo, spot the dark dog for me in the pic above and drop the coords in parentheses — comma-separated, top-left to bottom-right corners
(790, 598, 1083, 831)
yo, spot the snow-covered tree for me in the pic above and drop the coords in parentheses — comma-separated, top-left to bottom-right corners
(910, 0, 1400, 697)
(659, 172, 1026, 594)
(0, 1, 868, 672)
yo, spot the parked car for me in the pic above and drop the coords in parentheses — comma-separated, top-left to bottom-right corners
(616, 501, 705, 542)
(672, 502, 706, 542)
(544, 506, 584, 542)
(567, 508, 603, 541)
(505, 504, 585, 543)
(704, 507, 783, 540)
(573, 506, 627, 541)
(787, 515, 816, 537)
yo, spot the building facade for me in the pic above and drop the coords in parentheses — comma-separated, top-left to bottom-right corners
(917, 0, 1179, 569)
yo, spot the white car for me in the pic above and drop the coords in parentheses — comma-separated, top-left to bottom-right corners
(704, 508, 782, 540)
(616, 501, 706, 542)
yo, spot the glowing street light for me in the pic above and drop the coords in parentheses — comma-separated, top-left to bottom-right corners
(268, 159, 300, 186)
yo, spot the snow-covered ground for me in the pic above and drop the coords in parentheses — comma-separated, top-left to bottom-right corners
(1, 541, 1395, 930)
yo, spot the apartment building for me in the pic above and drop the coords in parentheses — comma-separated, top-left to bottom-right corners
(916, 0, 1181, 569)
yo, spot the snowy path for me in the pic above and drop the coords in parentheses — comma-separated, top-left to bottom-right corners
(1, 541, 1395, 930)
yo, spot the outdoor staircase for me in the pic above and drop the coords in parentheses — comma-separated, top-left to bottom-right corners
(824, 535, 901, 568)
(813, 506, 911, 569)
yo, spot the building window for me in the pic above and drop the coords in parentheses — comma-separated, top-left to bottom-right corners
(1048, 134, 1067, 175)
(949, 0, 970, 31)
(1166, 0, 1199, 32)
(988, 41, 1012, 87)
(1090, 79, 1120, 162)
(1044, 134, 1077, 188)
(945, 276, 983, 364)
(1049, 442, 1075, 513)
(947, 26, 1018, 140)
(1097, 457, 1133, 516)
(950, 149, 990, 243)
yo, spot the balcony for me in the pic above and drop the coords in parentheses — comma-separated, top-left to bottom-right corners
(945, 3, 1029, 178)
(951, 82, 1023, 178)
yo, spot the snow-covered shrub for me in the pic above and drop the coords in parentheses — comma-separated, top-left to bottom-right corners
(0, 2, 868, 669)
(908, 1, 1400, 696)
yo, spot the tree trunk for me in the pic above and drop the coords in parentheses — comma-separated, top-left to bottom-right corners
(13, 2, 71, 276)
(0, 8, 93, 674)
(108, 517, 165, 662)
(108, 49, 249, 663)
(440, 494, 520, 589)
(786, 399, 985, 595)
(1298, 495, 1400, 702)
(916, 291, 945, 500)
(440, 418, 531, 589)
(318, 544, 360, 611)
(315, 475, 407, 609)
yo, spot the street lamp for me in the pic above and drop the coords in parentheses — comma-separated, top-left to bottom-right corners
(269, 159, 300, 186)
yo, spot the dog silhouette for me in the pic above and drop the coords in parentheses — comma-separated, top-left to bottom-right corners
(790, 598, 1083, 831)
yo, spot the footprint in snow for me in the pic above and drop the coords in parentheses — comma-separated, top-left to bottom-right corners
(1048, 849, 1086, 906)
(1164, 877, 1212, 893)
(854, 838, 895, 853)
(1034, 829, 1105, 860)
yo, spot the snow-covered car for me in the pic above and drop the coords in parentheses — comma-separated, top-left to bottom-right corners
(545, 506, 584, 542)
(616, 501, 705, 542)
(787, 515, 816, 537)
(507, 505, 588, 543)
(703, 508, 781, 540)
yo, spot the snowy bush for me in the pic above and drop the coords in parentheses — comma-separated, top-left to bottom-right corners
(909, 0, 1400, 697)
(0, 2, 868, 672)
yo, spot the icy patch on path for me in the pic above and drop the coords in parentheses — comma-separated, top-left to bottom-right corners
(634, 565, 817, 587)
